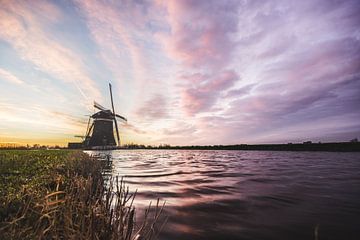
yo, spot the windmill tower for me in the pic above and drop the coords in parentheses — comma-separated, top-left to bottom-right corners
(82, 83, 127, 149)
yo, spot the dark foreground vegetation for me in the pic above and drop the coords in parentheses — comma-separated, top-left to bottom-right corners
(0, 150, 165, 239)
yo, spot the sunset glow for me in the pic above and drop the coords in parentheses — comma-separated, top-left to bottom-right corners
(0, 0, 359, 146)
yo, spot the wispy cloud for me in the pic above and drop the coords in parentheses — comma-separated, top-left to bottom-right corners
(0, 103, 86, 136)
(0, 0, 100, 100)
(73, 0, 163, 104)
(0, 68, 24, 85)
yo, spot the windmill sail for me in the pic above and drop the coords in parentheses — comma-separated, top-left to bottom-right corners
(109, 83, 121, 146)
(94, 101, 107, 111)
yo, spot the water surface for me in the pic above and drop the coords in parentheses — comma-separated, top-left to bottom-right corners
(90, 150, 360, 240)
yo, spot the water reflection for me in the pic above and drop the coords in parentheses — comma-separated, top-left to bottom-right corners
(88, 151, 114, 179)
(87, 150, 360, 240)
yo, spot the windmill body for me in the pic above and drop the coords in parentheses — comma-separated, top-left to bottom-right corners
(87, 110, 117, 147)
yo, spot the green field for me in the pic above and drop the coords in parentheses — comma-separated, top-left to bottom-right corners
(0, 150, 87, 203)
(0, 150, 163, 239)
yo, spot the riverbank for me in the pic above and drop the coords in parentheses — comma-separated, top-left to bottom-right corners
(0, 150, 164, 239)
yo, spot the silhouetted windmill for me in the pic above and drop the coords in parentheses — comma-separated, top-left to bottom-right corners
(81, 83, 127, 149)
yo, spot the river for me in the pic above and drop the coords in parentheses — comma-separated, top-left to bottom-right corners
(89, 150, 360, 240)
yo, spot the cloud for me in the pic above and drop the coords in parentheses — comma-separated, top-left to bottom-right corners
(0, 103, 86, 135)
(158, 0, 241, 69)
(156, 0, 243, 116)
(162, 0, 360, 143)
(0, 68, 24, 85)
(222, 75, 360, 142)
(73, 0, 161, 101)
(0, 1, 100, 100)
(124, 123, 147, 135)
(162, 123, 196, 136)
(135, 94, 169, 120)
(225, 84, 256, 98)
(181, 70, 239, 115)
(74, 0, 145, 69)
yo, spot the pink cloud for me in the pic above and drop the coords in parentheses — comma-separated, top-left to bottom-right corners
(158, 0, 241, 69)
(156, 0, 242, 116)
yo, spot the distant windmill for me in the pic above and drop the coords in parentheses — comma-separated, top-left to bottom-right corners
(79, 83, 127, 149)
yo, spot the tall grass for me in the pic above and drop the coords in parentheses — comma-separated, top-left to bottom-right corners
(0, 150, 165, 239)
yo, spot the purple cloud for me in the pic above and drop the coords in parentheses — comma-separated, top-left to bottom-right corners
(181, 70, 239, 115)
(225, 84, 256, 98)
(153, 0, 360, 143)
(135, 94, 169, 120)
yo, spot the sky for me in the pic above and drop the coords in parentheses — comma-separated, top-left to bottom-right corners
(0, 0, 360, 146)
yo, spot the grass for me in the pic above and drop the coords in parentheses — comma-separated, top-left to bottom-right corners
(0, 150, 165, 239)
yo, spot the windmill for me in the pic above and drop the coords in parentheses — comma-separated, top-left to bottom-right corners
(81, 83, 127, 149)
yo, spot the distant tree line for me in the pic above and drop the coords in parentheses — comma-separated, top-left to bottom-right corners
(1, 138, 359, 152)
(0, 143, 64, 150)
(122, 140, 360, 152)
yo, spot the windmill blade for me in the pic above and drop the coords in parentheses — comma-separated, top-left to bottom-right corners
(84, 116, 91, 137)
(114, 118, 121, 146)
(109, 83, 120, 146)
(87, 123, 94, 137)
(115, 114, 127, 122)
(74, 135, 85, 138)
(94, 101, 107, 111)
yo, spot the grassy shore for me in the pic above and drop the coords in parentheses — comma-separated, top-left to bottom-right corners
(0, 150, 164, 239)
